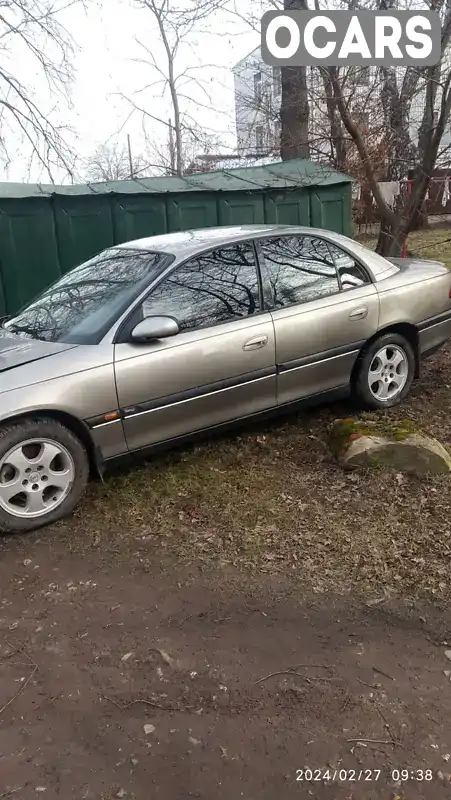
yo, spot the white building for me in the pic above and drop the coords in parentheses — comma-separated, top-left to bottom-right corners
(232, 48, 281, 156)
(232, 47, 372, 160)
(232, 46, 451, 168)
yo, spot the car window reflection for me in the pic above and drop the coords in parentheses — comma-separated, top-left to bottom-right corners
(259, 236, 340, 308)
(6, 248, 167, 344)
(141, 243, 260, 331)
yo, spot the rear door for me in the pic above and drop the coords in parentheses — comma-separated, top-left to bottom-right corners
(256, 234, 379, 405)
(114, 241, 277, 452)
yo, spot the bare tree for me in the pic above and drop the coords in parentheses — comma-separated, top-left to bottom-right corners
(309, 64, 389, 177)
(232, 38, 381, 172)
(326, 0, 451, 256)
(84, 142, 151, 182)
(128, 0, 227, 176)
(317, 68, 347, 172)
(228, 0, 451, 255)
(146, 125, 223, 175)
(0, 0, 86, 181)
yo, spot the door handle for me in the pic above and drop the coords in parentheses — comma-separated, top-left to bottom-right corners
(349, 307, 368, 320)
(243, 334, 268, 351)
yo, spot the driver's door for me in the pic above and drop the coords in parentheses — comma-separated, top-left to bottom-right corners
(114, 241, 277, 452)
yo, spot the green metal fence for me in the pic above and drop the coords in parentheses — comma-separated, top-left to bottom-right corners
(0, 159, 352, 316)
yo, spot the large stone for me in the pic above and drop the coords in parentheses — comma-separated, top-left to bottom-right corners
(329, 417, 451, 475)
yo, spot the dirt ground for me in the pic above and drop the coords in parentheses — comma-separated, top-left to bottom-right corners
(2, 366, 451, 800)
(2, 549, 451, 800)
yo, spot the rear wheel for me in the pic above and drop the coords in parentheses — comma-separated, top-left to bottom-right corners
(353, 333, 415, 409)
(0, 418, 89, 534)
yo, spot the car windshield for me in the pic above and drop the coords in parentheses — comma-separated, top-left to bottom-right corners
(3, 247, 172, 345)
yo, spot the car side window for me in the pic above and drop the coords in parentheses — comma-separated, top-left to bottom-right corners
(258, 235, 340, 309)
(139, 242, 260, 332)
(327, 243, 370, 290)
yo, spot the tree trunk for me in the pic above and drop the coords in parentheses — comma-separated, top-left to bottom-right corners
(410, 203, 429, 231)
(380, 67, 417, 181)
(320, 68, 347, 172)
(280, 66, 310, 160)
(375, 173, 433, 256)
(375, 219, 406, 257)
(156, 8, 184, 176)
(280, 0, 310, 161)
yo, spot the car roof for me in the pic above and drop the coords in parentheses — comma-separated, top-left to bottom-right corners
(115, 225, 317, 259)
(114, 224, 399, 280)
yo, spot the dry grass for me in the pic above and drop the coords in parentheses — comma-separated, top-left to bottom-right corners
(406, 228, 451, 267)
(360, 227, 451, 268)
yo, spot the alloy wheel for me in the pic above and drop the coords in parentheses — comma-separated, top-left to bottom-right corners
(0, 438, 75, 519)
(367, 344, 409, 402)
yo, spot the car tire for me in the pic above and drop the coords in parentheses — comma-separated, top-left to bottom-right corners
(0, 418, 89, 534)
(353, 332, 415, 410)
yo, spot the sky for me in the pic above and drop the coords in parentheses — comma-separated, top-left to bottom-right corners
(4, 0, 445, 183)
(3, 0, 262, 183)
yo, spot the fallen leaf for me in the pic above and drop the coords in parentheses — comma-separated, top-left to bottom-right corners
(121, 652, 133, 663)
(156, 648, 174, 667)
(366, 597, 385, 607)
(143, 723, 155, 735)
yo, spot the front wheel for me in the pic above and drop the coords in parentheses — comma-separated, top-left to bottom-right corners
(0, 418, 89, 534)
(353, 333, 415, 409)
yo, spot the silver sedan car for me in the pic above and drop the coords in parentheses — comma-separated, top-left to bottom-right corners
(1, 224, 450, 533)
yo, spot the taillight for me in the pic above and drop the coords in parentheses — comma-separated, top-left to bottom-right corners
(448, 285, 451, 298)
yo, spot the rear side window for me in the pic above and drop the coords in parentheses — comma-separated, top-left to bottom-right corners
(258, 235, 340, 308)
(327, 243, 370, 290)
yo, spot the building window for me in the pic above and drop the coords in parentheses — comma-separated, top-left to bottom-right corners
(349, 66, 370, 86)
(358, 112, 370, 133)
(358, 66, 370, 85)
(273, 66, 282, 96)
(254, 71, 262, 102)
(352, 106, 370, 133)
(255, 125, 264, 151)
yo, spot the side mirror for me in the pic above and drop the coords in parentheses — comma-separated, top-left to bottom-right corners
(130, 315, 180, 342)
